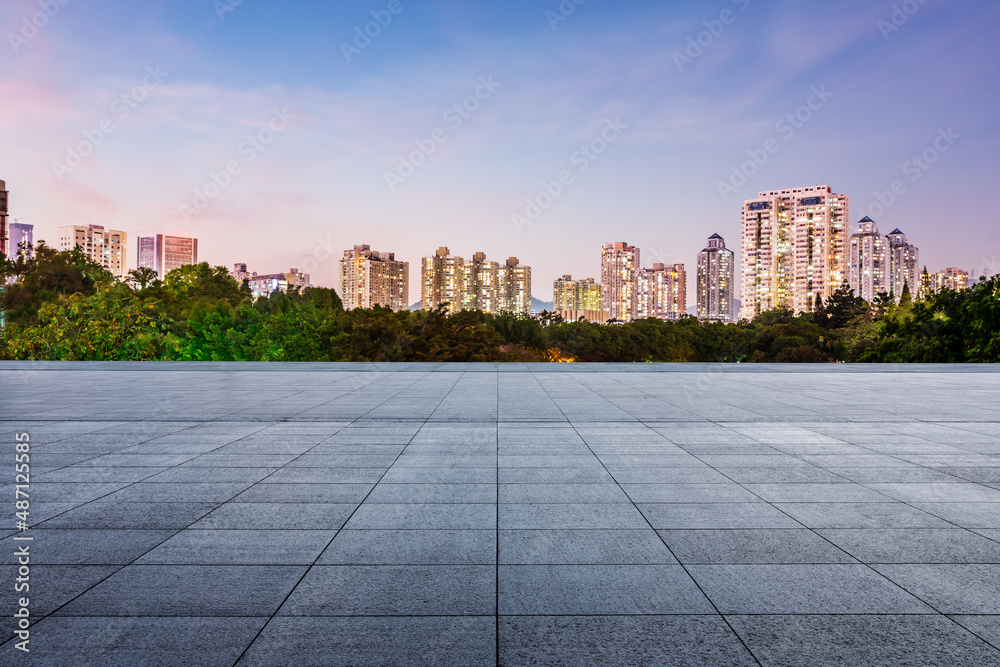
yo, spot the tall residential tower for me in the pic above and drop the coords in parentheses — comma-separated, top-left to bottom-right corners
(696, 233, 735, 323)
(58, 224, 128, 279)
(601, 242, 640, 321)
(340, 245, 409, 311)
(887, 229, 920, 301)
(848, 217, 889, 303)
(740, 185, 848, 319)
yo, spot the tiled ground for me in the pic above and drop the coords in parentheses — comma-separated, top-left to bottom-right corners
(2, 362, 1000, 665)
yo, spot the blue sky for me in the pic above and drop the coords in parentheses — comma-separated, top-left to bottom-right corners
(2, 0, 998, 302)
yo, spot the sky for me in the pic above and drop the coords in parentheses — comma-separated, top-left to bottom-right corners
(2, 0, 999, 305)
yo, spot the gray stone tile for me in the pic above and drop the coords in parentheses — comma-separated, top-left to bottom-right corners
(18, 617, 267, 667)
(873, 564, 1000, 613)
(233, 483, 372, 504)
(262, 467, 386, 484)
(39, 501, 217, 530)
(320, 530, 496, 565)
(500, 529, 676, 564)
(104, 482, 252, 503)
(1, 529, 174, 565)
(499, 483, 630, 503)
(818, 529, 1000, 564)
(774, 502, 952, 529)
(870, 483, 1000, 503)
(366, 483, 497, 504)
(728, 615, 1000, 667)
(137, 529, 336, 564)
(500, 616, 757, 666)
(660, 529, 856, 564)
(56, 565, 306, 616)
(498, 467, 615, 483)
(280, 565, 494, 615)
(344, 503, 495, 529)
(743, 483, 893, 503)
(143, 467, 277, 484)
(950, 615, 1000, 647)
(623, 483, 761, 503)
(192, 503, 356, 529)
(500, 503, 649, 529)
(240, 617, 495, 666)
(500, 564, 713, 614)
(639, 503, 801, 529)
(0, 565, 118, 616)
(380, 467, 496, 483)
(689, 564, 932, 613)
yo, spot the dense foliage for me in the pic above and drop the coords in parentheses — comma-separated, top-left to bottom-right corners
(2, 247, 997, 362)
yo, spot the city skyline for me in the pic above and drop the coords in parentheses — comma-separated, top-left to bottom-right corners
(1, 1, 997, 305)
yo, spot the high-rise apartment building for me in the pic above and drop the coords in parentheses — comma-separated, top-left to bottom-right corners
(247, 268, 310, 297)
(930, 268, 970, 293)
(8, 221, 33, 259)
(497, 257, 532, 315)
(848, 217, 890, 303)
(553, 276, 601, 311)
(601, 242, 640, 322)
(638, 263, 686, 321)
(463, 252, 499, 313)
(137, 234, 198, 280)
(696, 234, 735, 323)
(887, 229, 920, 301)
(58, 224, 127, 279)
(232, 263, 249, 283)
(740, 185, 849, 319)
(422, 247, 465, 314)
(340, 245, 409, 311)
(0, 180, 9, 258)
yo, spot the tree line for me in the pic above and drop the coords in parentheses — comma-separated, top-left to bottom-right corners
(1, 244, 997, 362)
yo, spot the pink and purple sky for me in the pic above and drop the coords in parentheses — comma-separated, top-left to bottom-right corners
(2, 0, 998, 303)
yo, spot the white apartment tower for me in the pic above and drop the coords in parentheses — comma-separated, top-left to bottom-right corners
(637, 263, 687, 321)
(497, 257, 532, 316)
(601, 242, 640, 322)
(463, 252, 500, 313)
(740, 185, 849, 319)
(137, 234, 199, 280)
(340, 245, 410, 311)
(697, 234, 735, 323)
(0, 180, 9, 258)
(848, 217, 890, 303)
(421, 247, 465, 314)
(58, 224, 128, 279)
(887, 229, 920, 301)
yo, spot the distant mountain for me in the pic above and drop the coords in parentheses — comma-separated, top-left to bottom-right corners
(531, 297, 554, 312)
(409, 301, 422, 312)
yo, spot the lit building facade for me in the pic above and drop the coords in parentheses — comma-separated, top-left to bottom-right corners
(637, 263, 687, 321)
(601, 242, 640, 322)
(887, 229, 920, 301)
(0, 180, 8, 258)
(421, 247, 465, 314)
(247, 268, 310, 297)
(696, 233, 735, 323)
(740, 185, 849, 319)
(553, 276, 601, 312)
(497, 257, 532, 315)
(58, 224, 128, 279)
(462, 252, 499, 313)
(848, 217, 889, 303)
(8, 221, 33, 259)
(232, 263, 250, 283)
(137, 234, 198, 280)
(930, 268, 970, 293)
(340, 245, 409, 311)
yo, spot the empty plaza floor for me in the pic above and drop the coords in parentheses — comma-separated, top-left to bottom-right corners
(3, 362, 1000, 666)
